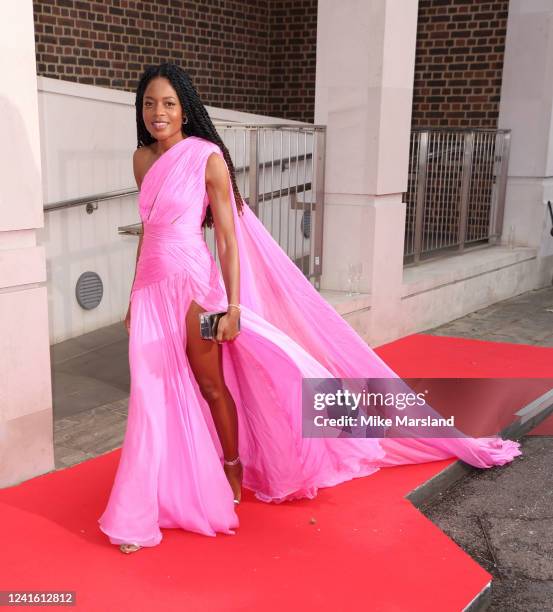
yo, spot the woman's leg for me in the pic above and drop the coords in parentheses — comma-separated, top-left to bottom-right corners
(185, 299, 242, 502)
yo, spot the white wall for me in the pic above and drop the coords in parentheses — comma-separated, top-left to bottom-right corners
(498, 0, 553, 285)
(315, 0, 418, 345)
(38, 78, 138, 344)
(0, 1, 54, 487)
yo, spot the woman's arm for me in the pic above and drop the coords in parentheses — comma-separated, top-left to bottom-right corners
(129, 149, 146, 298)
(124, 150, 146, 333)
(205, 152, 241, 341)
(128, 232, 143, 295)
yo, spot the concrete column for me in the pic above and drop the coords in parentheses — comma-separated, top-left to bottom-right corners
(314, 0, 419, 344)
(498, 0, 553, 285)
(0, 1, 54, 486)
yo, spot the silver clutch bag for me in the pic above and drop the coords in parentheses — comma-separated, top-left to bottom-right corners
(199, 310, 241, 340)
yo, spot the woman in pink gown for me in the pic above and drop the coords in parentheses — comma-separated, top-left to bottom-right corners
(98, 64, 521, 553)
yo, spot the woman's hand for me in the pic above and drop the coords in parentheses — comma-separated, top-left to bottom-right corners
(124, 303, 131, 335)
(214, 310, 241, 343)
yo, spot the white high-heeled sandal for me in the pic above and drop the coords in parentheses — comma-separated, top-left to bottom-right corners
(224, 455, 242, 504)
(119, 543, 142, 554)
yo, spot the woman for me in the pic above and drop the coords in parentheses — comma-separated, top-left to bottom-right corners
(98, 63, 521, 554)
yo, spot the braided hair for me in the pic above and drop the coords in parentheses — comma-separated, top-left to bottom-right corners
(135, 63, 245, 229)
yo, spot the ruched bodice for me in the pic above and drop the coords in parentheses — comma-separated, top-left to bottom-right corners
(130, 137, 222, 296)
(132, 219, 219, 295)
(143, 220, 204, 243)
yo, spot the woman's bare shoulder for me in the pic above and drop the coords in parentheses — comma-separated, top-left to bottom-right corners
(205, 148, 228, 185)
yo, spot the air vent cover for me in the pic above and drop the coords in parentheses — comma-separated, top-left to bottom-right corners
(301, 210, 311, 239)
(75, 271, 103, 310)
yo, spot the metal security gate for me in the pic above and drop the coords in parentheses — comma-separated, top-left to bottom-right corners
(404, 128, 511, 265)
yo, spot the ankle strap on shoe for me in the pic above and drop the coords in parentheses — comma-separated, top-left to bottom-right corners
(224, 455, 241, 466)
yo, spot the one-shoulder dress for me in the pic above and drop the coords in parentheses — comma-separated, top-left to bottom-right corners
(98, 135, 520, 547)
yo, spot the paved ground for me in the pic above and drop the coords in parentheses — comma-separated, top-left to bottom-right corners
(51, 322, 130, 469)
(424, 285, 553, 611)
(422, 436, 553, 612)
(426, 285, 553, 348)
(50, 285, 553, 610)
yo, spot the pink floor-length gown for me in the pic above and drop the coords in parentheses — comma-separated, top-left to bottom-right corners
(98, 135, 521, 547)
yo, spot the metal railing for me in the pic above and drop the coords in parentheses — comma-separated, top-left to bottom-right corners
(45, 123, 327, 288)
(403, 128, 511, 265)
(203, 124, 326, 287)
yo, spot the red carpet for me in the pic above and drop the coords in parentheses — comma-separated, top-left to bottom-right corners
(376, 334, 553, 436)
(1, 334, 552, 611)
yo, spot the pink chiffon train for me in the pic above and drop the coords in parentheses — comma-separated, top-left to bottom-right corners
(98, 135, 521, 547)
